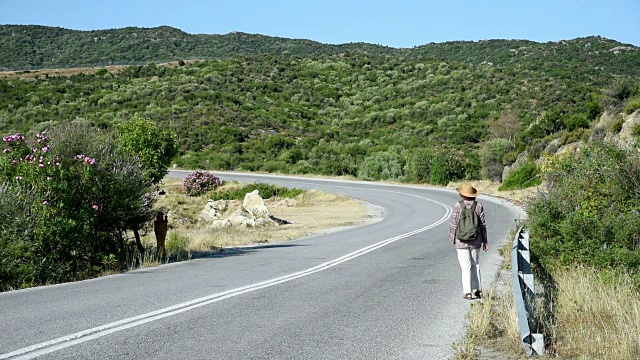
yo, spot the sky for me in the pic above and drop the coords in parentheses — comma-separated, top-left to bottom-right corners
(1, 0, 639, 47)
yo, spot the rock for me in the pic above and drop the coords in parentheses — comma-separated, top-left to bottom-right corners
(243, 218, 257, 227)
(242, 190, 270, 219)
(199, 192, 292, 229)
(228, 215, 249, 227)
(502, 150, 529, 182)
(199, 200, 228, 222)
(211, 219, 231, 229)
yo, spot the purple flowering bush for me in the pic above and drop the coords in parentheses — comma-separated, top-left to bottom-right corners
(1, 124, 154, 290)
(183, 170, 222, 196)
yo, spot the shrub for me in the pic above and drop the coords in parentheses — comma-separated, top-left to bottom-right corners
(405, 148, 433, 182)
(624, 98, 640, 115)
(406, 144, 478, 185)
(498, 162, 541, 191)
(526, 142, 640, 272)
(358, 148, 405, 181)
(479, 139, 514, 181)
(0, 124, 154, 290)
(183, 170, 222, 196)
(565, 114, 590, 132)
(610, 118, 624, 134)
(210, 183, 303, 201)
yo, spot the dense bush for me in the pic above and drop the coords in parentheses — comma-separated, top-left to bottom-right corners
(0, 124, 154, 291)
(624, 98, 640, 115)
(479, 139, 514, 181)
(405, 145, 478, 185)
(498, 162, 541, 190)
(565, 114, 591, 131)
(210, 183, 303, 201)
(358, 146, 406, 181)
(526, 142, 640, 272)
(611, 118, 624, 134)
(115, 118, 178, 184)
(183, 170, 222, 196)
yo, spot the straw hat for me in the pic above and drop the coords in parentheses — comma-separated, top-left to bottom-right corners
(457, 184, 479, 198)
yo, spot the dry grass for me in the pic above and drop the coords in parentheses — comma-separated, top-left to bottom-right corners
(553, 268, 640, 359)
(141, 178, 368, 254)
(455, 283, 526, 360)
(461, 229, 640, 359)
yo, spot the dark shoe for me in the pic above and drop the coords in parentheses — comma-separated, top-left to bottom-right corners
(473, 290, 483, 299)
(463, 293, 474, 300)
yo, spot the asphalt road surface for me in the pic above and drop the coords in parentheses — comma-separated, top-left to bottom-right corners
(0, 171, 523, 359)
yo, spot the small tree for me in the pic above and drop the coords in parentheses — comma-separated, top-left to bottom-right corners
(486, 110, 521, 144)
(479, 139, 514, 181)
(115, 118, 178, 184)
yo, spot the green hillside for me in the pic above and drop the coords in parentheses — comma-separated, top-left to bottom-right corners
(1, 25, 639, 180)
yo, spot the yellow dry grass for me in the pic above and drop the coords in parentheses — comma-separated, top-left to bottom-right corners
(554, 268, 640, 360)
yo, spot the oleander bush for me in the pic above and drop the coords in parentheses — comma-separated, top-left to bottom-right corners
(0, 123, 155, 291)
(183, 170, 222, 196)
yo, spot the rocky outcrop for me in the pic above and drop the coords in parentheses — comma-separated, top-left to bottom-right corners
(593, 109, 640, 148)
(199, 190, 292, 229)
(501, 150, 529, 182)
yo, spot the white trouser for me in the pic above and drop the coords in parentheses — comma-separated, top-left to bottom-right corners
(456, 248, 482, 294)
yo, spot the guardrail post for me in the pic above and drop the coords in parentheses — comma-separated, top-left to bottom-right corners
(512, 227, 544, 355)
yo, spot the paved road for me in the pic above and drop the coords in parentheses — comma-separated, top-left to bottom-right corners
(0, 172, 523, 359)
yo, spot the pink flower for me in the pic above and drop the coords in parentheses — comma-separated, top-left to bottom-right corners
(15, 176, 22, 180)
(43, 201, 49, 206)
(47, 177, 52, 180)
(32, 148, 38, 153)
(92, 205, 99, 211)
(38, 163, 45, 168)
(42, 147, 49, 153)
(2, 148, 8, 153)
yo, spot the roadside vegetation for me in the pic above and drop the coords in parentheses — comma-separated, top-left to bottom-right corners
(456, 86, 640, 359)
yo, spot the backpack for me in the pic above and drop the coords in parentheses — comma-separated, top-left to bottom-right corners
(456, 200, 479, 241)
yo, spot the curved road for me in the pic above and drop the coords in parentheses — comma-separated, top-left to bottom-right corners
(0, 171, 523, 359)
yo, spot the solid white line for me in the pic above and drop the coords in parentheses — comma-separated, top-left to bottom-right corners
(1, 186, 451, 360)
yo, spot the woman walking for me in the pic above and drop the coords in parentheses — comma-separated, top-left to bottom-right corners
(448, 184, 488, 300)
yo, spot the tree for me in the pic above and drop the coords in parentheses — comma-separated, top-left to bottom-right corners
(486, 110, 521, 144)
(114, 118, 178, 184)
(479, 139, 514, 181)
(114, 118, 177, 260)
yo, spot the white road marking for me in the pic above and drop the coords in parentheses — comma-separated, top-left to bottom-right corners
(1, 183, 451, 360)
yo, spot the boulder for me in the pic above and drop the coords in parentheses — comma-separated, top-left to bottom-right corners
(200, 200, 228, 222)
(242, 190, 270, 219)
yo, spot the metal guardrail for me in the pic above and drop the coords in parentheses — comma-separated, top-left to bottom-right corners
(511, 227, 544, 355)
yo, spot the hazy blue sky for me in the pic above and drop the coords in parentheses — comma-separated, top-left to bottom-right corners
(1, 0, 638, 47)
